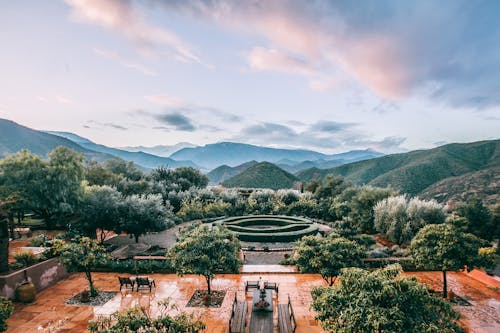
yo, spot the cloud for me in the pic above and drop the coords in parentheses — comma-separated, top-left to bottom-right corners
(65, 0, 201, 64)
(144, 94, 242, 122)
(93, 48, 157, 76)
(156, 1, 500, 107)
(247, 47, 315, 76)
(153, 112, 195, 131)
(85, 120, 128, 130)
(231, 121, 406, 153)
(310, 121, 356, 133)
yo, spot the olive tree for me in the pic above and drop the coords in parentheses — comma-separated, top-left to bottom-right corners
(119, 194, 171, 243)
(312, 264, 466, 333)
(59, 237, 108, 296)
(295, 234, 364, 286)
(374, 195, 446, 245)
(410, 222, 495, 298)
(169, 224, 240, 294)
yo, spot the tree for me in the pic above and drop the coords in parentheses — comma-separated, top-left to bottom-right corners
(0, 194, 25, 272)
(410, 223, 495, 298)
(44, 147, 84, 223)
(59, 237, 108, 296)
(456, 197, 498, 241)
(78, 185, 123, 242)
(169, 224, 240, 294)
(314, 176, 349, 199)
(83, 160, 120, 186)
(119, 194, 170, 243)
(311, 264, 466, 333)
(295, 234, 364, 286)
(374, 195, 446, 245)
(0, 296, 14, 333)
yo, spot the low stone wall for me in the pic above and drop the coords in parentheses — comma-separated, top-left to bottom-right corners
(0, 257, 68, 300)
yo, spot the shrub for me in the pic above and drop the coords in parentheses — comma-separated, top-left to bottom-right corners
(14, 251, 38, 267)
(0, 296, 14, 333)
(29, 234, 49, 247)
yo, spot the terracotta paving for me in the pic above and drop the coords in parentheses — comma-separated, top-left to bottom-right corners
(5, 270, 500, 333)
(6, 272, 326, 333)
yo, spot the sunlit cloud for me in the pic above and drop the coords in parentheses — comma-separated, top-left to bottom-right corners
(65, 0, 202, 64)
(93, 47, 157, 76)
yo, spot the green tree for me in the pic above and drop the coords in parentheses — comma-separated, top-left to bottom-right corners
(314, 176, 349, 200)
(83, 160, 120, 186)
(456, 197, 498, 241)
(169, 224, 240, 294)
(410, 223, 495, 298)
(0, 296, 14, 333)
(295, 234, 364, 286)
(0, 150, 47, 218)
(311, 264, 465, 333)
(119, 194, 170, 243)
(78, 185, 123, 242)
(44, 147, 84, 223)
(59, 237, 108, 296)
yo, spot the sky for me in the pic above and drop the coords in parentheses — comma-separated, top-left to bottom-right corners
(0, 0, 499, 154)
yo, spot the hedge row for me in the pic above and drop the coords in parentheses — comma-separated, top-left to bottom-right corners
(220, 215, 312, 225)
(232, 224, 319, 242)
(226, 223, 312, 234)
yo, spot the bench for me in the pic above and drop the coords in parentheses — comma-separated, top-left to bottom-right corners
(278, 295, 296, 333)
(135, 277, 155, 292)
(245, 280, 260, 292)
(118, 276, 134, 291)
(264, 281, 279, 293)
(229, 294, 248, 333)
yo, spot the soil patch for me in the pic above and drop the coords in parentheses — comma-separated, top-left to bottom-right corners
(65, 291, 117, 306)
(186, 290, 226, 308)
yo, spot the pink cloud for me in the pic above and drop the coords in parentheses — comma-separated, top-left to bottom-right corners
(65, 0, 201, 64)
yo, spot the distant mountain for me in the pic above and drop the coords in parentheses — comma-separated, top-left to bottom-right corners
(222, 162, 299, 189)
(47, 131, 198, 170)
(207, 160, 258, 185)
(119, 142, 196, 157)
(297, 139, 500, 196)
(419, 166, 500, 205)
(326, 149, 384, 162)
(0, 119, 113, 161)
(170, 142, 326, 169)
(278, 159, 344, 174)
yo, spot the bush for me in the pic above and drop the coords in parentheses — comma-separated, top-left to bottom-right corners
(14, 251, 38, 267)
(29, 234, 49, 247)
(367, 247, 391, 258)
(0, 296, 14, 332)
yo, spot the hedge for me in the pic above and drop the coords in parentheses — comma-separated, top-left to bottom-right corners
(226, 223, 312, 234)
(232, 224, 319, 242)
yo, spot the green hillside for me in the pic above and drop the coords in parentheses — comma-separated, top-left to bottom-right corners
(222, 162, 299, 189)
(419, 166, 499, 205)
(207, 160, 258, 184)
(297, 140, 500, 195)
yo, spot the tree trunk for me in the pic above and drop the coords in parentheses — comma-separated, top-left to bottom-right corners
(135, 234, 139, 243)
(442, 270, 448, 299)
(8, 213, 15, 240)
(85, 269, 97, 297)
(0, 220, 9, 273)
(206, 276, 211, 294)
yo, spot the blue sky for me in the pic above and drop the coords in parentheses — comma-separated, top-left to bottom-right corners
(0, 0, 499, 153)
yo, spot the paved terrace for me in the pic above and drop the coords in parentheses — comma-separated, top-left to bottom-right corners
(6, 269, 500, 333)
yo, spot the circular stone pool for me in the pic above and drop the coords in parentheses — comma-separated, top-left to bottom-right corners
(217, 215, 319, 242)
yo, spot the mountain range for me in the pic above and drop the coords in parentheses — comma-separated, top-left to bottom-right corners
(45, 131, 197, 170)
(118, 142, 196, 157)
(171, 142, 382, 170)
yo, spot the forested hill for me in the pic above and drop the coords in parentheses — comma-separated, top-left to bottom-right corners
(222, 162, 299, 189)
(297, 139, 500, 196)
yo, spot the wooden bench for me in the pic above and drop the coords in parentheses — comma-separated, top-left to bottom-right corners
(278, 295, 296, 333)
(135, 277, 155, 292)
(229, 294, 248, 333)
(264, 281, 279, 293)
(118, 276, 134, 291)
(245, 280, 260, 292)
